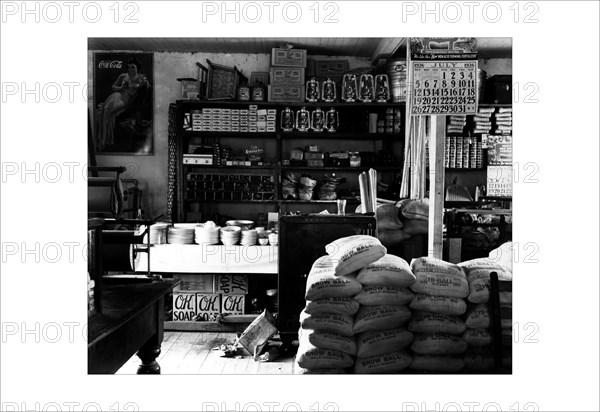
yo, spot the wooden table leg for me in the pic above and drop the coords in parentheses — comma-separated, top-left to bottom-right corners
(136, 296, 165, 374)
(136, 338, 161, 374)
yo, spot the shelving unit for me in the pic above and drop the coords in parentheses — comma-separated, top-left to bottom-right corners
(175, 99, 406, 223)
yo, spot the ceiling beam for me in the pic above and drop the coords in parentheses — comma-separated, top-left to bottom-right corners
(370, 38, 405, 64)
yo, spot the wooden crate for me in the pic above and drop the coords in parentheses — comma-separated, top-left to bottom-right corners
(221, 294, 245, 315)
(173, 274, 214, 292)
(215, 274, 248, 294)
(172, 288, 197, 322)
(196, 293, 221, 321)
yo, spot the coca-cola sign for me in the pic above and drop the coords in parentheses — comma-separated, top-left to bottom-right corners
(98, 60, 123, 69)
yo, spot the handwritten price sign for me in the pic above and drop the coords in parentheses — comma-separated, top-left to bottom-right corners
(411, 61, 478, 115)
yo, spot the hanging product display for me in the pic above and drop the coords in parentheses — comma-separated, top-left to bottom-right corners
(322, 78, 337, 103)
(296, 107, 310, 132)
(341, 74, 358, 102)
(280, 107, 295, 132)
(359, 74, 375, 102)
(375, 74, 390, 103)
(306, 78, 320, 102)
(311, 107, 325, 132)
(325, 108, 339, 133)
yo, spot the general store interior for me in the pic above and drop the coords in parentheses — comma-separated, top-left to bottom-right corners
(87, 37, 513, 375)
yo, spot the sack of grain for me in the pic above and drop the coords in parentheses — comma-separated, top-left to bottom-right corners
(356, 254, 416, 288)
(408, 312, 466, 335)
(410, 257, 469, 298)
(464, 304, 490, 329)
(462, 328, 493, 347)
(354, 350, 412, 374)
(325, 235, 387, 277)
(500, 291, 512, 308)
(409, 294, 467, 316)
(353, 305, 411, 334)
(409, 354, 465, 372)
(402, 219, 429, 235)
(354, 286, 414, 306)
(298, 328, 357, 356)
(411, 333, 468, 355)
(377, 229, 411, 248)
(401, 198, 429, 221)
(463, 347, 495, 371)
(305, 256, 362, 300)
(294, 365, 348, 374)
(356, 328, 414, 358)
(296, 342, 354, 369)
(488, 242, 513, 274)
(458, 258, 512, 303)
(305, 297, 359, 316)
(355, 203, 403, 230)
(299, 310, 355, 337)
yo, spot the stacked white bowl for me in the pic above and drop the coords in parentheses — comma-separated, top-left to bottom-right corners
(220, 226, 241, 246)
(240, 229, 258, 246)
(167, 223, 198, 244)
(194, 221, 220, 245)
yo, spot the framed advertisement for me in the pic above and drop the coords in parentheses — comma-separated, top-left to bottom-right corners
(92, 52, 154, 155)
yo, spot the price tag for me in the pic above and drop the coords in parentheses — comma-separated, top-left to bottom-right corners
(411, 61, 478, 115)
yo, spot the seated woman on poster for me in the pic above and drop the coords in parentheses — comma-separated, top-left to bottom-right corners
(96, 58, 151, 151)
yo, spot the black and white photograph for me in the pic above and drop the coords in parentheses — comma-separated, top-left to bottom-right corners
(86, 36, 515, 376)
(2, 1, 599, 411)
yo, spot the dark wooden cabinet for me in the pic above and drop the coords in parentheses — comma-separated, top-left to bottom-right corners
(277, 215, 376, 348)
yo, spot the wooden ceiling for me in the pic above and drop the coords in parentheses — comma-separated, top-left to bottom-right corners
(88, 37, 511, 59)
(88, 37, 388, 57)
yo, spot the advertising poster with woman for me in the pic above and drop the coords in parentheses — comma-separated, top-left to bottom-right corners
(93, 52, 153, 155)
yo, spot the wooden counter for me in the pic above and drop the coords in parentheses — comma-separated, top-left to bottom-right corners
(132, 244, 278, 274)
(88, 280, 178, 374)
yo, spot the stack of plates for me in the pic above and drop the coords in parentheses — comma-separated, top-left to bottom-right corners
(195, 224, 220, 245)
(168, 224, 198, 244)
(220, 226, 241, 246)
(149, 222, 170, 244)
(240, 229, 258, 246)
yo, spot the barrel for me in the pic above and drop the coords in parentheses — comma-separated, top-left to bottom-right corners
(386, 60, 408, 102)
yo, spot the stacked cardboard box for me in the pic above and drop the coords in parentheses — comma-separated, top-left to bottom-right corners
(269, 48, 306, 103)
(172, 274, 249, 322)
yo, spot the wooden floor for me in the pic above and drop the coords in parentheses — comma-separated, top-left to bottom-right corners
(116, 331, 297, 374)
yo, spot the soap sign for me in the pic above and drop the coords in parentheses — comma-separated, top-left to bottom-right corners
(196, 293, 221, 321)
(173, 292, 196, 322)
(216, 274, 248, 294)
(411, 61, 478, 115)
(222, 294, 245, 316)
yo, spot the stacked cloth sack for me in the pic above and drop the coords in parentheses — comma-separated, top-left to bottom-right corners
(353, 254, 416, 373)
(459, 252, 513, 371)
(296, 235, 387, 374)
(397, 198, 429, 237)
(408, 257, 469, 372)
(471, 107, 494, 134)
(492, 107, 512, 135)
